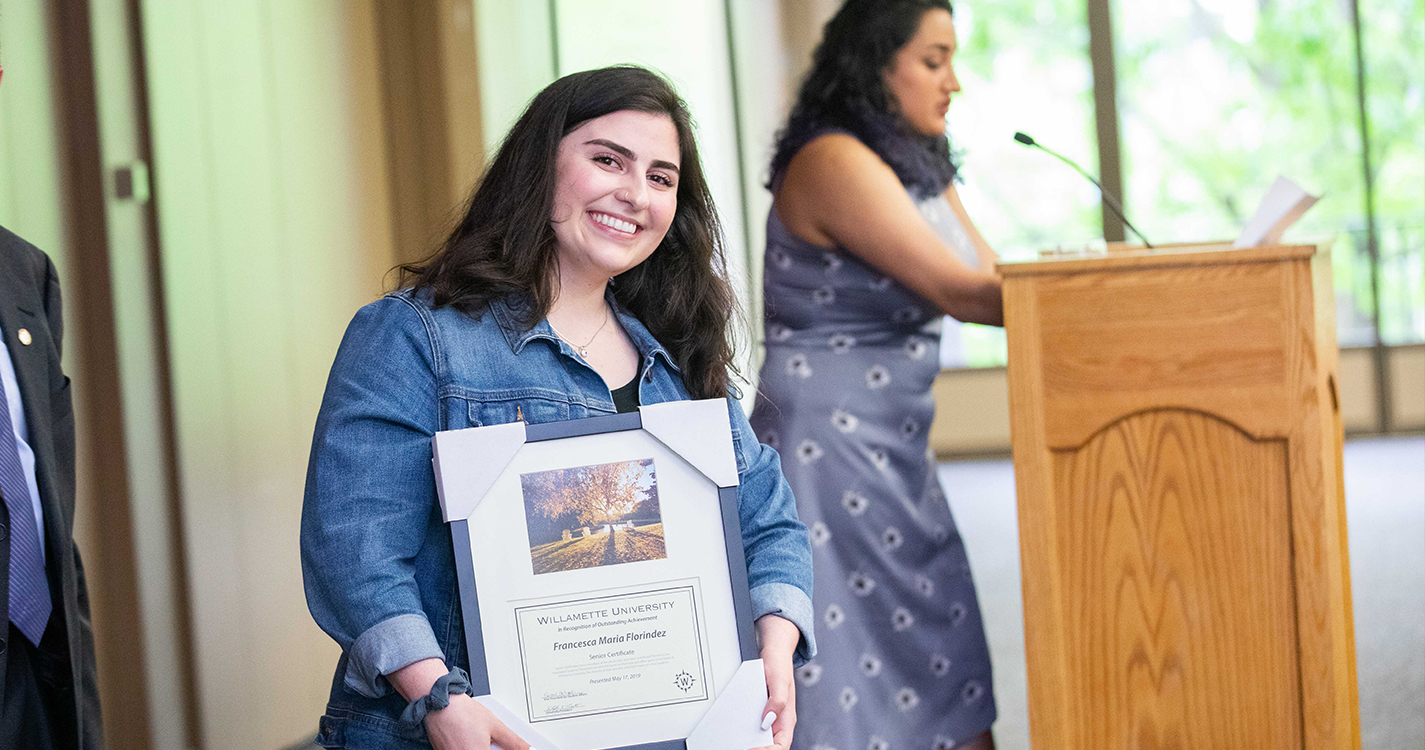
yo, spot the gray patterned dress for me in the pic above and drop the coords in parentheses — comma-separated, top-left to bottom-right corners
(750, 195, 997, 750)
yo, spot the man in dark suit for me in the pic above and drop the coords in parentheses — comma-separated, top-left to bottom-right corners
(0, 215, 104, 744)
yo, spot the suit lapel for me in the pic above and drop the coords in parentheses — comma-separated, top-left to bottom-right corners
(0, 240, 64, 571)
(0, 246, 52, 430)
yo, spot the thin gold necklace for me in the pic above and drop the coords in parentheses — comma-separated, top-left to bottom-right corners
(548, 305, 611, 359)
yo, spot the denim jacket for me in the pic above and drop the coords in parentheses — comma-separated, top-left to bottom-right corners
(301, 290, 815, 748)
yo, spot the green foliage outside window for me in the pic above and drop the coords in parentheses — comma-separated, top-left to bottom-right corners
(942, 0, 1101, 367)
(1117, 0, 1422, 345)
(940, 0, 1422, 368)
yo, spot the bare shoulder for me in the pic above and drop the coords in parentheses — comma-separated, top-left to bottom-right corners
(783, 133, 892, 187)
(776, 134, 903, 247)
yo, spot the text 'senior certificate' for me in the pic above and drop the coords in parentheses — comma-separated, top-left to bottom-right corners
(515, 585, 708, 722)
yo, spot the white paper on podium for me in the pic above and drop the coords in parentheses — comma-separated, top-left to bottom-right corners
(1234, 175, 1320, 249)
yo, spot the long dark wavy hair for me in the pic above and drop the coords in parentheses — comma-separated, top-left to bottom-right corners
(401, 66, 740, 399)
(770, 0, 959, 198)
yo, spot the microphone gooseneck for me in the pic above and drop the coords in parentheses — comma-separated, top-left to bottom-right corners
(1013, 131, 1153, 248)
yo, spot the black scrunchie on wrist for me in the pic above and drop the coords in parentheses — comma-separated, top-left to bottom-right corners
(397, 667, 474, 740)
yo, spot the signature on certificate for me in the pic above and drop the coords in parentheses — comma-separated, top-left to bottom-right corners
(543, 690, 589, 701)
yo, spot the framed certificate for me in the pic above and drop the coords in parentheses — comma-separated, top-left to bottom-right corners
(432, 399, 774, 750)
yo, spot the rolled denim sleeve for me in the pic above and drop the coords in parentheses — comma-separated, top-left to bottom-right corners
(726, 398, 817, 664)
(344, 614, 444, 697)
(301, 296, 446, 698)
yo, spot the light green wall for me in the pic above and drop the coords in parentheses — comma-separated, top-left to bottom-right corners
(726, 0, 793, 358)
(0, 0, 70, 276)
(472, 0, 555, 156)
(83, 0, 205, 745)
(137, 1, 394, 746)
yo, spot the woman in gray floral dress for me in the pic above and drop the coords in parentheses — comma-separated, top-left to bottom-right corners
(750, 2, 1004, 748)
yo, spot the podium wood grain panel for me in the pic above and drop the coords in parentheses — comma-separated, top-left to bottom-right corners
(1035, 261, 1294, 446)
(1053, 410, 1300, 749)
(1001, 243, 1360, 750)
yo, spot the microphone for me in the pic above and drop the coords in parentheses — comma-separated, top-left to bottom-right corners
(1013, 131, 1153, 248)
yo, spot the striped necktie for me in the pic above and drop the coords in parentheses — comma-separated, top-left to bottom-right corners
(0, 372, 51, 645)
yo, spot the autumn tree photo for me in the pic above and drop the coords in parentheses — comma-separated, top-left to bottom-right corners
(524, 459, 656, 526)
(521, 459, 666, 574)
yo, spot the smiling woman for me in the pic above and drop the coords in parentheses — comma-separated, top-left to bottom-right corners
(552, 121, 680, 274)
(537, 110, 683, 382)
(399, 66, 738, 400)
(301, 65, 815, 750)
(547, 111, 682, 384)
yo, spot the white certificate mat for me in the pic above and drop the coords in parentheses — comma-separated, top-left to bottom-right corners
(516, 584, 709, 722)
(461, 427, 743, 749)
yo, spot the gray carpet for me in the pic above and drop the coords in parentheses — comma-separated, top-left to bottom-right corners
(939, 435, 1425, 750)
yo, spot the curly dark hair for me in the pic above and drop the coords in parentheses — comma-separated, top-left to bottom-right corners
(769, 0, 959, 198)
(400, 66, 740, 399)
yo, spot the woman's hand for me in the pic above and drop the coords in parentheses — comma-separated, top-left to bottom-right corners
(425, 694, 531, 750)
(390, 658, 531, 750)
(753, 615, 802, 750)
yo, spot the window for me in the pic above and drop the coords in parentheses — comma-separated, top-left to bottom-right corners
(939, 0, 1422, 366)
(1116, 0, 1421, 346)
(1360, 0, 1424, 344)
(942, 0, 1100, 368)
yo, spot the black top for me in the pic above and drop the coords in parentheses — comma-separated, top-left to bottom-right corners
(610, 376, 640, 414)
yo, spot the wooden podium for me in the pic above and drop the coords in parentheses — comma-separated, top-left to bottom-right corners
(999, 242, 1360, 750)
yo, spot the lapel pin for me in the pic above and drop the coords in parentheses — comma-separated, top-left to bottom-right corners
(17, 329, 32, 346)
